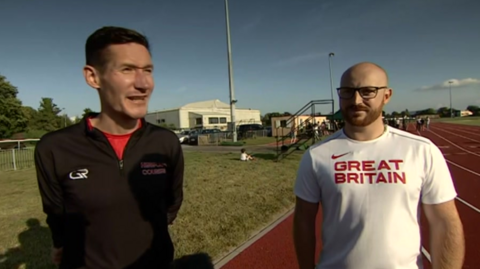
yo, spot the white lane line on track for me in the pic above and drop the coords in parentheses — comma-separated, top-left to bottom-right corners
(417, 130, 480, 214)
(456, 197, 480, 214)
(446, 160, 480, 177)
(440, 127, 480, 138)
(422, 247, 431, 262)
(431, 127, 480, 143)
(427, 130, 480, 158)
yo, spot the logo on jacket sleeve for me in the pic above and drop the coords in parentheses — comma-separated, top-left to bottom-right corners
(140, 162, 167, 176)
(69, 169, 89, 180)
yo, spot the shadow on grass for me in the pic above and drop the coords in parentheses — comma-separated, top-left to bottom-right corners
(0, 218, 55, 269)
(251, 153, 277, 160)
(229, 153, 277, 161)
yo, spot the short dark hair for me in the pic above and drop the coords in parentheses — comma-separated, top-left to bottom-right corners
(85, 26, 150, 69)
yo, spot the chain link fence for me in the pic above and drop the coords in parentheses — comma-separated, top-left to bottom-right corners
(196, 130, 270, 146)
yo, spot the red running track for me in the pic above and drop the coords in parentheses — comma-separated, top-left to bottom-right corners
(416, 123, 480, 269)
(219, 122, 480, 269)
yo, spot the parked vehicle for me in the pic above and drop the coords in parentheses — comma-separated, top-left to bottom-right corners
(237, 124, 264, 139)
(177, 130, 192, 144)
(188, 129, 222, 145)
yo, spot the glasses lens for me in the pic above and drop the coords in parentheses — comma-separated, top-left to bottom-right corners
(359, 87, 378, 99)
(338, 88, 354, 98)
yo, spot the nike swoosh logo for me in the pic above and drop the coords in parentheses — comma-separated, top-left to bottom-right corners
(331, 152, 350, 159)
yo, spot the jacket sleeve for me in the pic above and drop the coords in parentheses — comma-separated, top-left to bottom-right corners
(34, 141, 65, 248)
(167, 139, 184, 224)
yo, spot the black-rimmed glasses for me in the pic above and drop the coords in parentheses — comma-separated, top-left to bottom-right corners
(336, 86, 388, 100)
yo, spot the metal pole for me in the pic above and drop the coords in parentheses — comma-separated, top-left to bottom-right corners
(449, 81, 453, 117)
(328, 52, 335, 120)
(225, 0, 237, 142)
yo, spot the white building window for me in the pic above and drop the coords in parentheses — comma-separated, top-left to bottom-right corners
(208, 117, 219, 124)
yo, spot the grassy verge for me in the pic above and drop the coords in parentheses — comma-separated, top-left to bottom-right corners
(433, 116, 480, 126)
(0, 151, 301, 268)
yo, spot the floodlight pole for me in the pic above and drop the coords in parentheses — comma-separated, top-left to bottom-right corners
(225, 0, 237, 142)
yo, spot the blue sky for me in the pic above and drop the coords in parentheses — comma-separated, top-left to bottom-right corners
(1, 0, 479, 117)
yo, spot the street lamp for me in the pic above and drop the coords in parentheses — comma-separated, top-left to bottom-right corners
(448, 81, 453, 118)
(328, 52, 335, 119)
(224, 0, 237, 142)
(61, 107, 67, 127)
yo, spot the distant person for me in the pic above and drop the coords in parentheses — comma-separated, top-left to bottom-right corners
(426, 116, 431, 129)
(290, 121, 297, 144)
(34, 26, 184, 268)
(240, 148, 255, 161)
(293, 62, 464, 269)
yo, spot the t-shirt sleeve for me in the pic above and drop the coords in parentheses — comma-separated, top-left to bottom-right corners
(294, 150, 322, 203)
(421, 143, 457, 204)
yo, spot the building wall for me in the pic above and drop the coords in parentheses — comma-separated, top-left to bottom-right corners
(147, 106, 261, 130)
(271, 115, 327, 137)
(236, 109, 262, 125)
(186, 111, 230, 130)
(182, 108, 261, 130)
(145, 110, 180, 128)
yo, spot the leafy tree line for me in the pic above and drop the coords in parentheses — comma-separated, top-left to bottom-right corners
(0, 74, 97, 139)
(387, 106, 480, 118)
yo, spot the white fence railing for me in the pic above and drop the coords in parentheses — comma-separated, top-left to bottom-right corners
(0, 139, 40, 171)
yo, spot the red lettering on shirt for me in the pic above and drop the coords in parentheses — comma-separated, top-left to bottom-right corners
(333, 160, 406, 184)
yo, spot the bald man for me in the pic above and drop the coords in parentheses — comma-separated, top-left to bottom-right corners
(293, 62, 464, 269)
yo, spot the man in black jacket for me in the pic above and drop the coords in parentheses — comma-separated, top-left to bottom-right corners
(34, 26, 184, 269)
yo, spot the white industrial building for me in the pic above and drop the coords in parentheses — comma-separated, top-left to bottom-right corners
(145, 99, 261, 130)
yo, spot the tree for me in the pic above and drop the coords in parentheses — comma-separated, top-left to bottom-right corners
(33, 98, 62, 132)
(0, 75, 28, 138)
(262, 112, 282, 126)
(437, 107, 450, 118)
(467, 105, 480, 116)
(82, 108, 95, 118)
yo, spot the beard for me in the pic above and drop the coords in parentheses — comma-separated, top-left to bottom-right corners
(341, 103, 384, 127)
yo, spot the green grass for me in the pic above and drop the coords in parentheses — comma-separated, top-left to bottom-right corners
(433, 116, 480, 126)
(219, 141, 245, 147)
(0, 151, 301, 268)
(241, 137, 276, 145)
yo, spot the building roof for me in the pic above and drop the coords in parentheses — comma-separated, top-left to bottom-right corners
(190, 111, 230, 116)
(181, 99, 230, 109)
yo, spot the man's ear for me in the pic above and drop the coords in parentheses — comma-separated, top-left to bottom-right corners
(83, 65, 101, 89)
(383, 88, 393, 104)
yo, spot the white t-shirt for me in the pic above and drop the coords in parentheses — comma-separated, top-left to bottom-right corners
(294, 126, 457, 269)
(240, 153, 248, 161)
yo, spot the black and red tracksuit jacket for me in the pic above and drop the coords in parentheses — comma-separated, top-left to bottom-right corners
(34, 114, 184, 269)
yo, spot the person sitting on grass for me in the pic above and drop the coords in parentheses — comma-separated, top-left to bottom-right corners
(240, 148, 255, 161)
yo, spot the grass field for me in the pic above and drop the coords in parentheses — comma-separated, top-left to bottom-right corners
(0, 151, 301, 268)
(242, 136, 276, 145)
(433, 116, 480, 126)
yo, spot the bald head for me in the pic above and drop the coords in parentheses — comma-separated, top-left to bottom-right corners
(340, 62, 389, 88)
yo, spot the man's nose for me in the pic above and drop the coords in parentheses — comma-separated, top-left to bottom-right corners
(353, 90, 364, 104)
(134, 70, 151, 91)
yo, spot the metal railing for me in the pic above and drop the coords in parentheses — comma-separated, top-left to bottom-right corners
(0, 139, 39, 171)
(275, 100, 337, 160)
